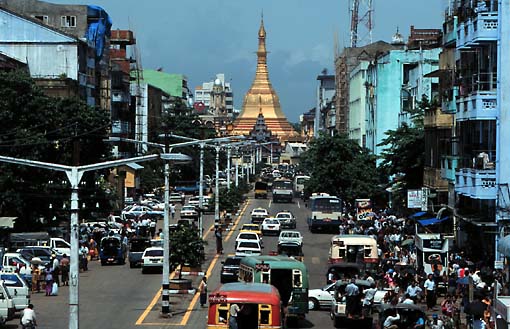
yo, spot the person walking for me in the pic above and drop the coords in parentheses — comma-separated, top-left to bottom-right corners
(215, 226, 223, 254)
(51, 254, 60, 287)
(198, 276, 208, 307)
(424, 273, 437, 311)
(79, 243, 89, 271)
(170, 203, 176, 220)
(59, 254, 70, 286)
(44, 267, 53, 296)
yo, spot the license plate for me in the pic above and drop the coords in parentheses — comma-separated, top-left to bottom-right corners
(268, 226, 274, 228)
(152, 259, 160, 263)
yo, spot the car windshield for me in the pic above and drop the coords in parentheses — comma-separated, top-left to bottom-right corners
(238, 233, 256, 240)
(311, 198, 343, 212)
(238, 242, 259, 249)
(253, 209, 266, 214)
(277, 213, 291, 219)
(145, 249, 163, 257)
(265, 219, 279, 224)
(130, 239, 151, 252)
(182, 207, 195, 211)
(242, 225, 258, 231)
(224, 258, 241, 266)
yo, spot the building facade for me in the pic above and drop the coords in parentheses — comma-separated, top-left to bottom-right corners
(348, 61, 370, 147)
(314, 73, 335, 136)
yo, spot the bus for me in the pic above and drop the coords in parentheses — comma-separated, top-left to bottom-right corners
(293, 175, 310, 197)
(238, 255, 308, 324)
(207, 282, 282, 329)
(272, 178, 293, 203)
(328, 235, 379, 270)
(307, 193, 343, 233)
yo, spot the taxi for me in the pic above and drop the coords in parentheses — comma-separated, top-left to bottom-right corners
(240, 223, 262, 236)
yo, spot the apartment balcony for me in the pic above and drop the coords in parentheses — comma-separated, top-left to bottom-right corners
(424, 107, 454, 128)
(441, 155, 459, 181)
(441, 87, 458, 114)
(456, 90, 497, 121)
(443, 16, 457, 47)
(424, 167, 448, 191)
(456, 12, 498, 49)
(455, 167, 497, 200)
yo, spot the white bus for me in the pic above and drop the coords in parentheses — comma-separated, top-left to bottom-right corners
(307, 193, 343, 233)
(293, 175, 310, 197)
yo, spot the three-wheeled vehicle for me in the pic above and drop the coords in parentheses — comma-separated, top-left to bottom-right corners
(254, 181, 268, 199)
(100, 235, 126, 265)
(329, 279, 373, 328)
(128, 237, 151, 268)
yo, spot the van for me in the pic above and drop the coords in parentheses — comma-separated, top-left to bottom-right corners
(0, 281, 15, 325)
(0, 272, 30, 312)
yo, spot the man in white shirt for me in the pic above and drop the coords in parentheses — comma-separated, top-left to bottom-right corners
(21, 304, 37, 328)
(383, 309, 400, 329)
(424, 274, 436, 311)
(406, 281, 423, 302)
(362, 283, 377, 318)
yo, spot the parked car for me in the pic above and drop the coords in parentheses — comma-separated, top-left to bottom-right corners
(250, 208, 269, 224)
(235, 232, 263, 249)
(261, 218, 281, 236)
(122, 205, 163, 220)
(278, 230, 302, 246)
(0, 272, 30, 312)
(235, 241, 262, 257)
(141, 247, 164, 274)
(220, 256, 242, 283)
(275, 211, 296, 229)
(16, 246, 61, 266)
(180, 205, 199, 220)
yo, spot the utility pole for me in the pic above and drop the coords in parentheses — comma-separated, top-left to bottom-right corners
(214, 145, 220, 224)
(161, 128, 171, 316)
(226, 145, 231, 190)
(198, 143, 205, 238)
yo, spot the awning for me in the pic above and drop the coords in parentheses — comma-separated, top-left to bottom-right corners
(417, 216, 450, 226)
(0, 217, 16, 228)
(125, 163, 144, 170)
(498, 235, 510, 258)
(424, 69, 452, 78)
(409, 211, 427, 218)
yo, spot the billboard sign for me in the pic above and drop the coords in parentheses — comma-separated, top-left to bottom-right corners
(407, 189, 423, 209)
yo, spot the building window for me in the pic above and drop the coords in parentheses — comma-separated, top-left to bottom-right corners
(61, 16, 77, 28)
(34, 15, 49, 24)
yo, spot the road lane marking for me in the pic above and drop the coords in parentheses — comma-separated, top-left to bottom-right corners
(136, 199, 249, 326)
(297, 200, 300, 208)
(268, 199, 272, 208)
(311, 256, 320, 264)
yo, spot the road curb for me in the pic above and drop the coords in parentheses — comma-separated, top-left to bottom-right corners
(168, 289, 196, 294)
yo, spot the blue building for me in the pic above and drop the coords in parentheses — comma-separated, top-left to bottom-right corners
(365, 32, 440, 162)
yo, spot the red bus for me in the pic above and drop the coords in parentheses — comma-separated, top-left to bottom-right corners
(207, 282, 282, 329)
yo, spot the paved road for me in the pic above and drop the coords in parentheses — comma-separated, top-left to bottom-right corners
(26, 194, 339, 329)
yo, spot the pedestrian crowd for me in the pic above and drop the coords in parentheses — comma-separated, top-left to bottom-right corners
(331, 206, 504, 329)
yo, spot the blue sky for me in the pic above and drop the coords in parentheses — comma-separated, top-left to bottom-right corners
(50, 0, 445, 122)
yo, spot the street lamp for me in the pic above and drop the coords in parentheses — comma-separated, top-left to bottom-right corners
(0, 153, 160, 329)
(159, 152, 192, 316)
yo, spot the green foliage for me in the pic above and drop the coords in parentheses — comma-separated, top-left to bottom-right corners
(0, 70, 112, 228)
(300, 132, 380, 203)
(169, 225, 206, 279)
(377, 95, 430, 212)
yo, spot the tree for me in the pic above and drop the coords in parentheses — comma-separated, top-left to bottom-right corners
(300, 133, 380, 203)
(0, 70, 112, 228)
(377, 95, 431, 212)
(168, 225, 206, 279)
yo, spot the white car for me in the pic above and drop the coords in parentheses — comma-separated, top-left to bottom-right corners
(251, 207, 269, 224)
(180, 205, 198, 219)
(141, 247, 164, 274)
(308, 282, 336, 310)
(188, 196, 211, 211)
(275, 211, 297, 229)
(261, 218, 281, 236)
(235, 232, 263, 249)
(278, 230, 303, 246)
(235, 240, 262, 257)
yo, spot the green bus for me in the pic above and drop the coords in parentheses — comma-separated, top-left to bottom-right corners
(238, 255, 308, 323)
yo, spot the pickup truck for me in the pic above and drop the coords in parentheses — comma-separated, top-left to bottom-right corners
(278, 231, 303, 246)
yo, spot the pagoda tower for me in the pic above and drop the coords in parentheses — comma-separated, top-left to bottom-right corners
(231, 17, 296, 139)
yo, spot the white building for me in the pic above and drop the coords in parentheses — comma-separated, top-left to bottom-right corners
(194, 73, 233, 115)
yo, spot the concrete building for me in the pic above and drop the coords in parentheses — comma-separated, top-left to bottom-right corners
(314, 73, 335, 136)
(300, 108, 315, 142)
(348, 61, 370, 147)
(142, 69, 192, 110)
(0, 7, 94, 104)
(439, 0, 507, 262)
(365, 41, 440, 160)
(0, 0, 112, 108)
(194, 73, 234, 116)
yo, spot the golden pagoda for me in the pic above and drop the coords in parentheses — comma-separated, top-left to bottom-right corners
(231, 17, 297, 139)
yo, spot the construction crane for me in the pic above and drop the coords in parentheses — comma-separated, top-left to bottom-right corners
(349, 0, 373, 48)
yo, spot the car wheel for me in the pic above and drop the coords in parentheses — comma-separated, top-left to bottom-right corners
(308, 297, 319, 310)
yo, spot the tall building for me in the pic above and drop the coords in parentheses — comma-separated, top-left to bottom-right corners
(194, 74, 234, 115)
(231, 17, 296, 140)
(314, 73, 336, 136)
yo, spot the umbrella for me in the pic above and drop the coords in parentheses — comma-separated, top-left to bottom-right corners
(401, 238, 414, 246)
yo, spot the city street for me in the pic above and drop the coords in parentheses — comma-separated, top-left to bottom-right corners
(29, 193, 339, 328)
